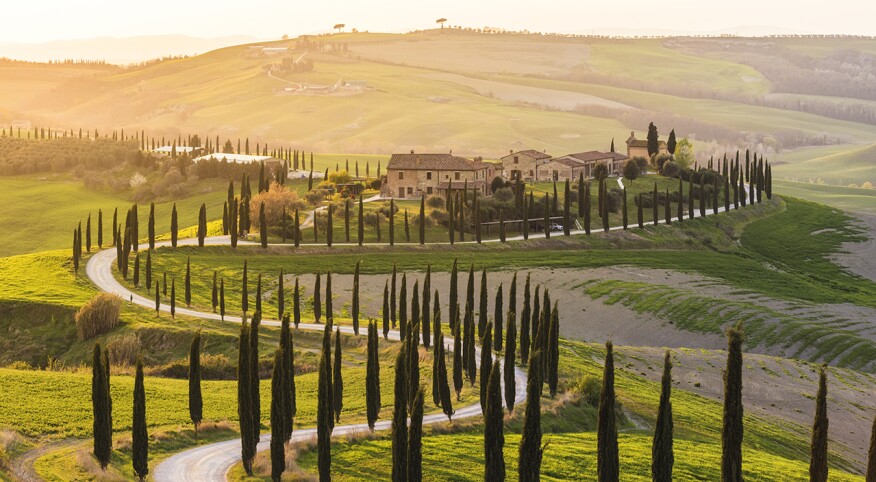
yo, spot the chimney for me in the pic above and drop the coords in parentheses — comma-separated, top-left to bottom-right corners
(410, 149, 415, 154)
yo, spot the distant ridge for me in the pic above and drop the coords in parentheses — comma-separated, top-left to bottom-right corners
(0, 34, 262, 64)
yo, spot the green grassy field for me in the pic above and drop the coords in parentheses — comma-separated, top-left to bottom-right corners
(772, 143, 876, 186)
(770, 180, 876, 214)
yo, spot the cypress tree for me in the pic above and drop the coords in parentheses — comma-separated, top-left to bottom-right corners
(597, 341, 619, 482)
(148, 203, 155, 249)
(224, 202, 230, 236)
(231, 200, 239, 248)
(391, 264, 397, 329)
(249, 313, 262, 451)
(352, 261, 361, 335)
(145, 250, 152, 290)
(97, 209, 103, 249)
(333, 328, 343, 422)
(400, 273, 408, 339)
(171, 203, 178, 248)
(389, 198, 395, 246)
(448, 191, 456, 244)
(404, 209, 411, 243)
(391, 343, 408, 482)
(504, 310, 517, 413)
(552, 182, 559, 216)
(72, 230, 79, 273)
(411, 281, 421, 346)
(358, 194, 364, 246)
(189, 332, 203, 434)
(133, 252, 140, 287)
(522, 193, 530, 240)
(366, 321, 381, 430)
(86, 213, 92, 252)
(688, 179, 695, 218)
(431, 289, 441, 355)
(407, 322, 421, 412)
(563, 179, 571, 236)
(547, 303, 559, 397)
(112, 207, 118, 247)
(478, 268, 488, 338)
(518, 350, 543, 482)
(463, 302, 476, 385)
(722, 322, 744, 482)
(211, 271, 218, 312)
(198, 203, 207, 247)
(652, 350, 674, 482)
(449, 259, 459, 330)
(242, 260, 249, 314)
(543, 193, 550, 239)
(419, 196, 426, 244)
(653, 182, 659, 226)
(530, 286, 540, 358)
(665, 188, 672, 225)
(270, 348, 286, 482)
(699, 179, 706, 217)
(344, 199, 351, 243)
(314, 270, 322, 323)
(578, 172, 586, 217)
(326, 271, 333, 324)
(479, 322, 493, 412)
(436, 333, 454, 420)
(132, 357, 148, 481)
(407, 387, 424, 482)
(185, 257, 192, 307)
(280, 313, 296, 441)
(584, 182, 591, 235)
(91, 344, 111, 469)
(317, 350, 332, 482)
(678, 177, 684, 221)
(494, 283, 504, 351)
(326, 204, 333, 247)
(220, 279, 225, 320)
(260, 202, 268, 248)
(383, 280, 390, 339)
(277, 270, 285, 319)
(520, 274, 531, 364)
(809, 366, 829, 482)
(484, 360, 506, 482)
(422, 266, 431, 350)
(238, 321, 255, 475)
(601, 181, 610, 232)
(453, 317, 463, 400)
(293, 277, 301, 328)
(867, 414, 876, 482)
(170, 278, 176, 318)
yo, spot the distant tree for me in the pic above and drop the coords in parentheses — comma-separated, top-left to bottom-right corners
(344, 199, 351, 243)
(478, 269, 488, 338)
(722, 322, 744, 482)
(479, 322, 493, 412)
(623, 189, 629, 230)
(547, 303, 559, 397)
(593, 163, 609, 182)
(484, 360, 505, 481)
(314, 270, 322, 323)
(598, 341, 619, 482)
(520, 274, 531, 364)
(326, 204, 333, 247)
(647, 122, 660, 158)
(91, 344, 112, 469)
(382, 281, 390, 339)
(584, 182, 591, 234)
(334, 23, 345, 33)
(185, 257, 192, 306)
(97, 209, 103, 249)
(242, 260, 249, 314)
(623, 159, 641, 182)
(453, 319, 463, 400)
(170, 278, 176, 319)
(667, 129, 677, 155)
(280, 313, 296, 441)
(198, 204, 207, 247)
(563, 180, 571, 236)
(652, 350, 674, 482)
(810, 366, 829, 482)
(518, 350, 543, 482)
(436, 333, 453, 420)
(145, 250, 152, 290)
(449, 260, 458, 330)
(86, 213, 92, 253)
(404, 209, 411, 243)
(189, 331, 203, 434)
(132, 358, 148, 481)
(422, 267, 431, 349)
(358, 194, 364, 246)
(436, 18, 447, 28)
(219, 278, 225, 320)
(493, 283, 504, 350)
(419, 196, 426, 245)
(294, 277, 301, 328)
(259, 203, 268, 248)
(653, 183, 660, 226)
(674, 139, 695, 169)
(133, 252, 140, 287)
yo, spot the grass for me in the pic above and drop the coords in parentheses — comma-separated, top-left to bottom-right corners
(771, 180, 876, 215)
(0, 176, 228, 257)
(772, 143, 876, 186)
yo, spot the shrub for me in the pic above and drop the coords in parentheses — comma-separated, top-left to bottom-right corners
(370, 178, 382, 190)
(425, 195, 445, 210)
(490, 176, 508, 194)
(572, 375, 601, 407)
(429, 209, 449, 226)
(152, 353, 237, 380)
(632, 156, 649, 172)
(654, 153, 672, 173)
(662, 161, 681, 178)
(606, 188, 622, 212)
(622, 159, 641, 182)
(377, 201, 399, 218)
(107, 333, 141, 367)
(593, 163, 609, 181)
(75, 293, 122, 340)
(304, 190, 324, 206)
(249, 182, 305, 228)
(861, 181, 873, 189)
(328, 170, 351, 185)
(5, 361, 34, 371)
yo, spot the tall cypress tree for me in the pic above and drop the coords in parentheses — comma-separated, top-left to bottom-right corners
(449, 259, 459, 330)
(504, 310, 517, 413)
(366, 321, 381, 430)
(431, 290, 441, 356)
(598, 341, 619, 482)
(189, 332, 203, 434)
(436, 333, 454, 420)
(419, 195, 426, 244)
(518, 350, 543, 482)
(326, 204, 333, 248)
(171, 203, 178, 248)
(547, 303, 559, 397)
(400, 273, 408, 339)
(333, 328, 343, 422)
(563, 179, 571, 236)
(653, 182, 659, 226)
(809, 366, 829, 482)
(422, 266, 431, 350)
(358, 194, 364, 246)
(520, 274, 531, 364)
(238, 321, 255, 475)
(652, 350, 674, 482)
(259, 202, 268, 248)
(404, 209, 411, 243)
(326, 271, 333, 325)
(407, 322, 421, 412)
(389, 198, 395, 246)
(484, 360, 505, 482)
(280, 314, 296, 441)
(722, 322, 744, 482)
(352, 261, 361, 335)
(578, 172, 586, 217)
(453, 318, 463, 400)
(170, 278, 176, 318)
(391, 343, 408, 482)
(314, 270, 322, 323)
(249, 313, 262, 453)
(270, 348, 286, 482)
(391, 264, 398, 329)
(184, 257, 192, 307)
(241, 260, 249, 314)
(91, 344, 111, 469)
(86, 213, 92, 252)
(407, 387, 424, 482)
(411, 281, 421, 347)
(493, 283, 504, 351)
(198, 203, 207, 247)
(479, 322, 493, 411)
(317, 350, 332, 482)
(383, 280, 390, 339)
(148, 203, 155, 249)
(97, 209, 103, 249)
(293, 277, 301, 328)
(543, 193, 551, 239)
(478, 268, 488, 338)
(132, 357, 148, 481)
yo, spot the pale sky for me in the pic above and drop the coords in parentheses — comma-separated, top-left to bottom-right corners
(4, 0, 876, 43)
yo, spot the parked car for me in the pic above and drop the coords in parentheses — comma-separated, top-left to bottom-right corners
(550, 223, 563, 232)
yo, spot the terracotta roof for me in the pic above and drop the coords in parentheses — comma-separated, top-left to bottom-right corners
(550, 151, 629, 166)
(438, 180, 486, 190)
(387, 153, 484, 171)
(627, 139, 667, 148)
(547, 157, 587, 168)
(506, 149, 551, 160)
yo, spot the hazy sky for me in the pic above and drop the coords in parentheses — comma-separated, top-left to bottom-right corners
(4, 0, 876, 43)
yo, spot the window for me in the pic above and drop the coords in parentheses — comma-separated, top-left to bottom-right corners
(426, 171, 432, 180)
(514, 156, 519, 164)
(529, 170, 534, 176)
(398, 171, 404, 180)
(427, 187, 433, 194)
(454, 172, 461, 180)
(407, 187, 413, 195)
(398, 187, 405, 198)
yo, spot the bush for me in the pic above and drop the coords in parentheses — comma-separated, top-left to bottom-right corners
(75, 293, 122, 340)
(107, 333, 141, 367)
(152, 353, 237, 380)
(622, 159, 641, 182)
(5, 361, 34, 371)
(429, 209, 449, 226)
(370, 178, 382, 190)
(328, 170, 351, 185)
(490, 176, 508, 194)
(425, 195, 445, 210)
(249, 182, 305, 228)
(304, 190, 324, 206)
(654, 153, 672, 173)
(592, 163, 609, 181)
(572, 375, 601, 408)
(662, 161, 681, 178)
(606, 188, 622, 213)
(632, 156, 649, 172)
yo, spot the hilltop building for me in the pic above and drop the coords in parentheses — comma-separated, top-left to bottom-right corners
(382, 152, 497, 199)
(194, 153, 281, 169)
(626, 131, 668, 159)
(500, 149, 552, 181)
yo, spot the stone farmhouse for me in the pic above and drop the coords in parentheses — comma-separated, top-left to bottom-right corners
(194, 153, 282, 169)
(500, 149, 552, 181)
(626, 131, 668, 159)
(382, 152, 498, 199)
